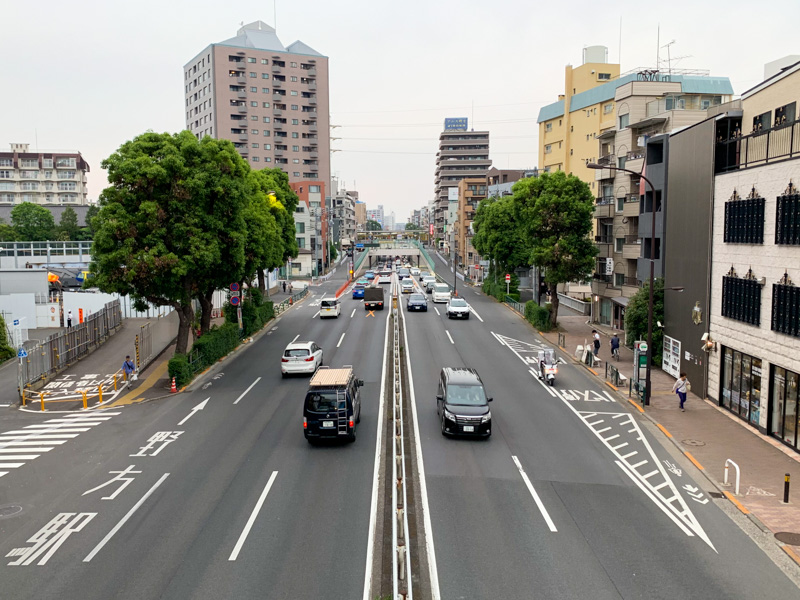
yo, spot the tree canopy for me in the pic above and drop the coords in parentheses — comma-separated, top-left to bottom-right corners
(366, 219, 382, 231)
(625, 277, 664, 365)
(11, 202, 55, 241)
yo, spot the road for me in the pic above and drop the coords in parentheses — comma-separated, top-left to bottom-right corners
(0, 257, 798, 599)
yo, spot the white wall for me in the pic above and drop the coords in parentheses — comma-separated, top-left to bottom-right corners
(0, 293, 37, 329)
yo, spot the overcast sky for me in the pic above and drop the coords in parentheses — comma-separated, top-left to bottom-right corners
(3, 0, 798, 223)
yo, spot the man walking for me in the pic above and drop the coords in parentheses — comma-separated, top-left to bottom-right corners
(122, 355, 136, 381)
(282, 280, 286, 293)
(67, 310, 73, 328)
(592, 330, 601, 357)
(672, 372, 690, 411)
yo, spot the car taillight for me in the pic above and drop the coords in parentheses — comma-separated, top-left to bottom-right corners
(349, 418, 354, 428)
(305, 356, 315, 362)
(303, 417, 307, 429)
(281, 357, 289, 362)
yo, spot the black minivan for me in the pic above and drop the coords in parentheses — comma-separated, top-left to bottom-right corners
(436, 367, 492, 438)
(303, 367, 363, 444)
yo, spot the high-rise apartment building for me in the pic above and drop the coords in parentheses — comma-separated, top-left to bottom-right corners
(433, 119, 491, 243)
(366, 205, 384, 227)
(354, 201, 366, 231)
(0, 143, 89, 206)
(183, 21, 330, 185)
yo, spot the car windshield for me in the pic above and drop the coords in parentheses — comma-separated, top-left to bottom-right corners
(402, 279, 413, 285)
(305, 390, 347, 412)
(450, 299, 467, 307)
(409, 294, 425, 301)
(434, 284, 448, 291)
(284, 348, 310, 357)
(321, 300, 337, 307)
(399, 269, 409, 274)
(447, 384, 487, 406)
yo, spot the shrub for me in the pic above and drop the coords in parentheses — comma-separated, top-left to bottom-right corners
(168, 354, 191, 388)
(193, 322, 240, 365)
(525, 301, 553, 332)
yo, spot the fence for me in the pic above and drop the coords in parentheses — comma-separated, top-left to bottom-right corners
(716, 120, 800, 173)
(136, 322, 153, 371)
(274, 286, 310, 316)
(17, 300, 123, 396)
(504, 295, 525, 314)
(557, 293, 591, 315)
(21, 369, 125, 411)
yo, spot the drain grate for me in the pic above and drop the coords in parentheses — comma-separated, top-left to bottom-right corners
(0, 505, 23, 519)
(775, 532, 800, 546)
(707, 491, 725, 498)
(681, 439, 706, 446)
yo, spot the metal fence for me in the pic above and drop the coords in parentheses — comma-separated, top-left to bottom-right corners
(716, 120, 800, 173)
(17, 300, 122, 395)
(274, 286, 310, 316)
(136, 322, 153, 371)
(504, 295, 525, 314)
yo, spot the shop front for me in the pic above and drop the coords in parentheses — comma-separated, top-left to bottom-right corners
(770, 365, 799, 451)
(720, 346, 762, 427)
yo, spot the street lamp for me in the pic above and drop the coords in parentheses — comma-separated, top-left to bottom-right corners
(587, 162, 659, 406)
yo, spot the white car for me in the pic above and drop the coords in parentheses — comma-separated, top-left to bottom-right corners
(446, 297, 470, 319)
(378, 270, 392, 284)
(432, 283, 451, 303)
(319, 297, 340, 318)
(422, 276, 437, 292)
(400, 279, 415, 294)
(281, 341, 323, 377)
(410, 267, 420, 277)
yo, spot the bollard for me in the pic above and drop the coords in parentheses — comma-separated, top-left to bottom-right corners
(397, 546, 406, 581)
(40, 392, 46, 412)
(113, 374, 118, 391)
(98, 384, 103, 405)
(81, 391, 88, 410)
(785, 473, 791, 504)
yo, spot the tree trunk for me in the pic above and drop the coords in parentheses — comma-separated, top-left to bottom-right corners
(549, 284, 559, 328)
(174, 302, 195, 355)
(199, 290, 214, 334)
(257, 268, 266, 294)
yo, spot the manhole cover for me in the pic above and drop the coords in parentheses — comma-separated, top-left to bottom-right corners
(0, 505, 23, 519)
(775, 532, 800, 545)
(708, 491, 725, 498)
(681, 439, 706, 446)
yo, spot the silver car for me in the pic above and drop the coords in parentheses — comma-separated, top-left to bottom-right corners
(281, 341, 323, 377)
(446, 297, 470, 319)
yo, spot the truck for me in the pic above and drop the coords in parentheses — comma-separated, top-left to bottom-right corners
(363, 286, 385, 310)
(303, 367, 363, 443)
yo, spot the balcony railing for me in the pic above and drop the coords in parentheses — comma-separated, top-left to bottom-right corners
(624, 234, 640, 244)
(716, 119, 800, 173)
(596, 196, 614, 205)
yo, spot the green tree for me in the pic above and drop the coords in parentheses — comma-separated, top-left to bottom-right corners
(251, 168, 299, 289)
(76, 204, 100, 240)
(91, 131, 249, 354)
(0, 313, 14, 361)
(57, 207, 80, 240)
(11, 202, 55, 241)
(405, 222, 416, 231)
(366, 219, 382, 231)
(0, 218, 16, 242)
(328, 240, 338, 262)
(472, 195, 528, 275)
(624, 278, 664, 366)
(513, 171, 598, 328)
(242, 180, 283, 296)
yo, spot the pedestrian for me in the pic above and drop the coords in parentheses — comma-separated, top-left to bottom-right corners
(122, 355, 136, 381)
(672, 372, 690, 411)
(288, 282, 293, 294)
(610, 333, 620, 360)
(67, 310, 73, 328)
(282, 280, 286, 293)
(592, 330, 601, 357)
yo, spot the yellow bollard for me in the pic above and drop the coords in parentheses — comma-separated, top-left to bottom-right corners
(39, 392, 46, 412)
(98, 384, 103, 405)
(81, 391, 87, 410)
(114, 374, 118, 391)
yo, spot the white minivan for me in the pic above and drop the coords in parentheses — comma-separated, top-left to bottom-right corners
(319, 297, 341, 318)
(432, 283, 451, 303)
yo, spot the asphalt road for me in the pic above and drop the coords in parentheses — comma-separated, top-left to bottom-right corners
(0, 270, 388, 600)
(405, 258, 799, 599)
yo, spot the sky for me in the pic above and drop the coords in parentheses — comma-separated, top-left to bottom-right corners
(2, 0, 798, 224)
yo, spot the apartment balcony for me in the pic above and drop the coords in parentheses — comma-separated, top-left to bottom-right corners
(622, 196, 639, 217)
(307, 68, 317, 76)
(595, 239, 612, 258)
(273, 110, 283, 117)
(238, 134, 249, 141)
(594, 199, 613, 219)
(237, 91, 247, 99)
(310, 151, 319, 158)
(272, 80, 282, 88)
(591, 273, 611, 296)
(625, 151, 644, 173)
(273, 122, 283, 129)
(272, 66, 281, 73)
(594, 167, 614, 181)
(308, 124, 318, 132)
(310, 165, 319, 172)
(308, 82, 317, 90)
(308, 98, 317, 105)
(274, 147, 284, 155)
(622, 235, 641, 260)
(236, 76, 247, 85)
(237, 106, 247, 114)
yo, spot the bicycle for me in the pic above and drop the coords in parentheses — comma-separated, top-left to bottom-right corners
(611, 346, 620, 361)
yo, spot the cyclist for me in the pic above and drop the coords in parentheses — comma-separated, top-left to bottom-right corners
(610, 333, 621, 360)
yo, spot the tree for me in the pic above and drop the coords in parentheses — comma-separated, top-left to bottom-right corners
(0, 313, 13, 361)
(91, 131, 249, 354)
(0, 218, 16, 242)
(11, 202, 55, 241)
(405, 222, 417, 231)
(366, 219, 382, 231)
(58, 207, 80, 240)
(328, 241, 338, 262)
(625, 278, 664, 366)
(513, 171, 598, 327)
(76, 204, 100, 240)
(472, 195, 528, 275)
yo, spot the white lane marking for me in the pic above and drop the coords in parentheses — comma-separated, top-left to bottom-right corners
(83, 473, 170, 562)
(350, 308, 356, 318)
(445, 330, 454, 345)
(0, 404, 10, 407)
(469, 306, 484, 322)
(337, 332, 346, 348)
(0, 463, 24, 468)
(362, 302, 392, 600)
(0, 448, 53, 453)
(433, 307, 440, 316)
(233, 377, 262, 405)
(177, 398, 209, 426)
(0, 440, 67, 446)
(0, 472, 6, 478)
(291, 334, 299, 344)
(630, 460, 648, 469)
(8, 428, 90, 434)
(312, 311, 320, 319)
(491, 331, 506, 346)
(512, 456, 558, 532)
(0, 434, 79, 440)
(229, 471, 279, 561)
(396, 289, 441, 599)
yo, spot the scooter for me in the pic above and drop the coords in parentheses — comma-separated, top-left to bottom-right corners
(538, 349, 558, 386)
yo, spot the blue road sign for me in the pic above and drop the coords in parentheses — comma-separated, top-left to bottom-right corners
(356, 243, 364, 248)
(230, 296, 241, 306)
(13, 319, 19, 326)
(17, 348, 28, 358)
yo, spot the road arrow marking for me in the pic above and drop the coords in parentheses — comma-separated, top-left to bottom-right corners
(691, 497, 709, 505)
(683, 484, 699, 493)
(178, 398, 209, 426)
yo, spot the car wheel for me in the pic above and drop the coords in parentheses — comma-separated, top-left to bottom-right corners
(356, 405, 361, 424)
(281, 372, 287, 379)
(348, 424, 357, 443)
(465, 313, 470, 320)
(441, 415, 447, 436)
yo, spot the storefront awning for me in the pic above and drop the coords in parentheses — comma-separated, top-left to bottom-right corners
(612, 296, 630, 307)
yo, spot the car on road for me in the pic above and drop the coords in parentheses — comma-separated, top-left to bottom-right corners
(400, 278, 415, 294)
(446, 297, 470, 319)
(407, 293, 428, 312)
(281, 341, 323, 377)
(432, 283, 451, 303)
(377, 270, 392, 284)
(352, 283, 365, 299)
(303, 367, 363, 444)
(422, 276, 437, 292)
(397, 267, 410, 280)
(436, 367, 492, 438)
(410, 267, 420, 277)
(320, 297, 341, 318)
(419, 271, 430, 281)
(365, 270, 375, 281)
(364, 286, 385, 310)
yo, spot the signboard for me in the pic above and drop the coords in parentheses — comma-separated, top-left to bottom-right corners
(230, 283, 240, 292)
(639, 342, 648, 353)
(448, 187, 459, 201)
(505, 274, 511, 282)
(17, 348, 27, 358)
(13, 319, 19, 326)
(355, 243, 364, 248)
(429, 224, 434, 235)
(230, 296, 241, 306)
(444, 117, 468, 131)
(604, 257, 614, 275)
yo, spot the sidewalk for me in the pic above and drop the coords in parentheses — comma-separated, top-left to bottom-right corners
(540, 314, 800, 564)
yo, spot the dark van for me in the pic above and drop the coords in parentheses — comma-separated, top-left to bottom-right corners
(436, 367, 492, 438)
(304, 367, 363, 444)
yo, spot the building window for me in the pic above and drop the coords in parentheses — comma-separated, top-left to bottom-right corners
(262, 88, 269, 94)
(57, 182, 76, 191)
(19, 170, 38, 179)
(772, 280, 800, 337)
(43, 158, 53, 168)
(724, 192, 765, 244)
(249, 72, 256, 78)
(544, 144, 552, 154)
(20, 182, 38, 191)
(20, 158, 38, 168)
(291, 76, 298, 82)
(292, 145, 300, 152)
(292, 132, 299, 138)
(545, 123, 552, 132)
(615, 238, 624, 253)
(262, 73, 269, 79)
(614, 272, 625, 287)
(604, 103, 613, 114)
(251, 157, 260, 162)
(250, 86, 257, 92)
(752, 111, 771, 133)
(263, 131, 270, 137)
(290, 90, 298, 96)
(248, 57, 256, 63)
(263, 102, 270, 108)
(776, 188, 800, 245)
(264, 144, 271, 150)
(770, 366, 799, 449)
(263, 117, 271, 123)
(261, 59, 268, 65)
(251, 129, 259, 134)
(251, 115, 258, 121)
(292, 119, 299, 125)
(722, 270, 762, 325)
(296, 222, 305, 233)
(775, 102, 796, 127)
(598, 73, 611, 80)
(264, 157, 272, 162)
(291, 62, 297, 68)
(619, 114, 629, 129)
(616, 197, 625, 212)
(252, 143, 259, 149)
(293, 172, 301, 177)
(250, 101, 258, 107)
(618, 157, 626, 170)
(291, 105, 299, 110)
(721, 347, 762, 425)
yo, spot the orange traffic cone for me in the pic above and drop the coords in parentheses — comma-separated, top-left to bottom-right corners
(170, 377, 177, 393)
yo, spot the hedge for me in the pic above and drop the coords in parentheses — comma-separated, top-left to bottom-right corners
(524, 301, 553, 332)
(168, 354, 191, 388)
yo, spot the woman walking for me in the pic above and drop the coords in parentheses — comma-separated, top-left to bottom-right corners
(672, 373, 690, 412)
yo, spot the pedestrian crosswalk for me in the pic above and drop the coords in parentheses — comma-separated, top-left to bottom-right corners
(0, 412, 119, 478)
